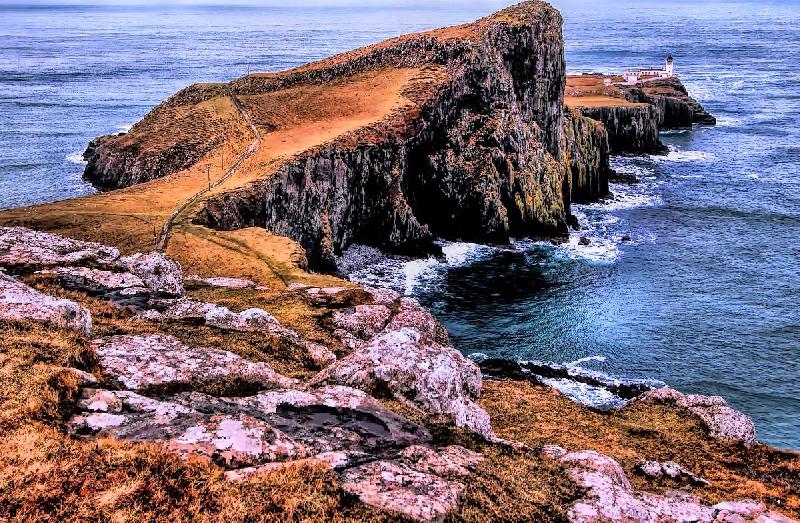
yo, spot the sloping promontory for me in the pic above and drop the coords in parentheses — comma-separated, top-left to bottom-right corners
(565, 75, 715, 155)
(76, 1, 614, 270)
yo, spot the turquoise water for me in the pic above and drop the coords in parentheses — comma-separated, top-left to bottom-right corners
(1, 1, 798, 448)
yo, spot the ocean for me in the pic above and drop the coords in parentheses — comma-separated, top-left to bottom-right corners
(1, 0, 798, 448)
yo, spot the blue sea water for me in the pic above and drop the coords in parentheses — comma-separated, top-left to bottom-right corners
(1, 1, 798, 448)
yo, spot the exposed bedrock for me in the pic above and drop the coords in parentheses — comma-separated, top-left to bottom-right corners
(578, 105, 666, 155)
(564, 108, 611, 203)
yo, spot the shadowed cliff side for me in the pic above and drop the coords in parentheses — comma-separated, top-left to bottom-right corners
(78, 1, 609, 271)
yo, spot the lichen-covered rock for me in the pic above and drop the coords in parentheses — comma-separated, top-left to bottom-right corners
(341, 460, 466, 522)
(116, 252, 184, 296)
(557, 450, 794, 523)
(186, 275, 262, 289)
(311, 327, 494, 440)
(47, 266, 145, 293)
(92, 334, 295, 390)
(0, 226, 119, 271)
(0, 272, 91, 334)
(398, 445, 483, 477)
(635, 460, 710, 487)
(636, 387, 756, 447)
(332, 304, 392, 340)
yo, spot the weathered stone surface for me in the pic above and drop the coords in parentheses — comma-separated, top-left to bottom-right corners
(557, 450, 794, 523)
(116, 252, 184, 296)
(635, 460, 709, 487)
(0, 272, 91, 334)
(398, 445, 483, 477)
(332, 304, 392, 340)
(311, 327, 494, 440)
(636, 387, 756, 447)
(186, 275, 261, 289)
(341, 460, 465, 522)
(47, 266, 145, 293)
(92, 334, 295, 390)
(0, 226, 120, 271)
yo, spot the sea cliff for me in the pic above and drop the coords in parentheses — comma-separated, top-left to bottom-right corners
(0, 2, 796, 522)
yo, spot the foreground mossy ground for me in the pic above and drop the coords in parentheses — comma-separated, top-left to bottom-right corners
(1, 279, 797, 522)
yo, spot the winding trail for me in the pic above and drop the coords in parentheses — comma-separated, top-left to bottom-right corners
(156, 89, 261, 252)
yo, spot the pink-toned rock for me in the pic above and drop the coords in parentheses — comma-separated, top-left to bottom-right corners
(47, 266, 145, 292)
(637, 387, 756, 447)
(116, 252, 184, 296)
(559, 450, 796, 523)
(224, 451, 356, 482)
(635, 460, 709, 486)
(399, 445, 483, 477)
(0, 272, 91, 334)
(332, 304, 392, 340)
(0, 226, 120, 270)
(92, 334, 295, 390)
(341, 460, 465, 522)
(168, 414, 308, 468)
(311, 327, 494, 440)
(186, 275, 259, 289)
(363, 286, 401, 305)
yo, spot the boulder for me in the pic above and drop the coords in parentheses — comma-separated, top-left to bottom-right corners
(116, 252, 184, 296)
(186, 275, 261, 289)
(341, 460, 466, 522)
(92, 334, 295, 390)
(311, 327, 495, 440)
(636, 387, 756, 447)
(556, 450, 793, 523)
(0, 226, 119, 271)
(635, 460, 709, 486)
(47, 266, 145, 294)
(0, 272, 91, 335)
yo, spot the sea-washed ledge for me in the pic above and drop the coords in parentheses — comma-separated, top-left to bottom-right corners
(1, 225, 797, 522)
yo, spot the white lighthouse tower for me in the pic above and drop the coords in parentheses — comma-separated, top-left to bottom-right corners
(665, 55, 674, 77)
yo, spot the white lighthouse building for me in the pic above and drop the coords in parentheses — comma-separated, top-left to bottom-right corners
(623, 55, 675, 85)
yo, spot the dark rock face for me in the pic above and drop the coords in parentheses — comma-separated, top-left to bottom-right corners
(563, 108, 611, 203)
(635, 77, 717, 126)
(195, 5, 576, 270)
(578, 105, 666, 155)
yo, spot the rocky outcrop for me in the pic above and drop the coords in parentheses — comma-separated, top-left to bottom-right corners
(631, 77, 717, 127)
(636, 387, 756, 447)
(551, 449, 794, 523)
(92, 334, 296, 391)
(0, 272, 92, 335)
(116, 252, 184, 296)
(578, 104, 665, 155)
(0, 226, 120, 272)
(564, 108, 611, 202)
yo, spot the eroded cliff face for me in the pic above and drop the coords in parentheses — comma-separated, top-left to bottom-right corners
(577, 105, 665, 155)
(563, 108, 611, 203)
(82, 2, 614, 271)
(194, 3, 579, 270)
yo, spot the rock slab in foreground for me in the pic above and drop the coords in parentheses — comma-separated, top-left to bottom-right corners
(93, 334, 295, 391)
(556, 449, 795, 523)
(0, 272, 91, 335)
(0, 226, 120, 271)
(311, 327, 494, 440)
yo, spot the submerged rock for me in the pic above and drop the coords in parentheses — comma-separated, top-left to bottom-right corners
(0, 272, 91, 335)
(0, 226, 120, 272)
(637, 387, 756, 447)
(92, 334, 295, 391)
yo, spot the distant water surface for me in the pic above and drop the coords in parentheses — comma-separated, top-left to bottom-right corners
(0, 1, 798, 448)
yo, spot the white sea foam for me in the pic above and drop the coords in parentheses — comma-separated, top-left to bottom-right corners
(117, 123, 133, 133)
(539, 377, 629, 410)
(651, 146, 716, 163)
(66, 152, 87, 165)
(715, 116, 745, 128)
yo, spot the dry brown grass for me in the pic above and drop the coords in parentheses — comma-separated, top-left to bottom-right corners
(481, 380, 800, 518)
(564, 95, 646, 109)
